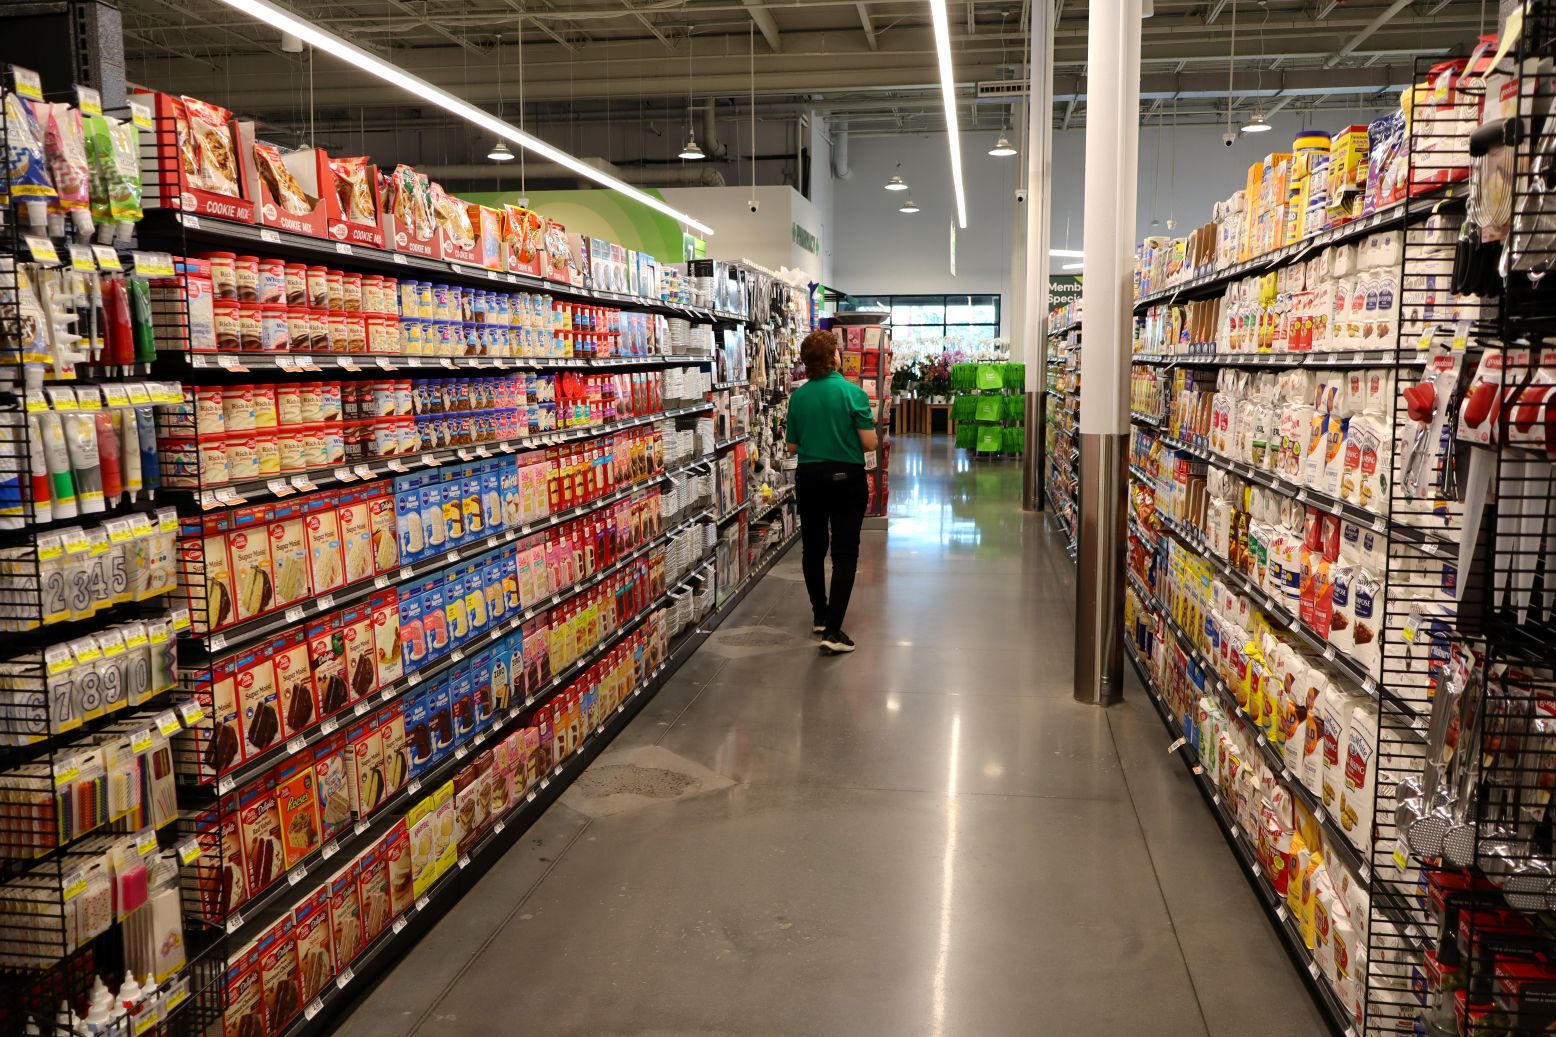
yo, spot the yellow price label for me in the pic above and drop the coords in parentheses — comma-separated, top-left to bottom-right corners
(177, 838, 203, 865)
(23, 236, 60, 265)
(92, 245, 123, 271)
(75, 85, 102, 116)
(129, 100, 154, 132)
(62, 878, 88, 900)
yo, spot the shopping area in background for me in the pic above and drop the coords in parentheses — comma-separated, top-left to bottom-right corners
(1051, 12, 1556, 1037)
(0, 53, 892, 1037)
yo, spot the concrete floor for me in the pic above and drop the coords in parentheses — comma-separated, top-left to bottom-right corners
(335, 437, 1330, 1037)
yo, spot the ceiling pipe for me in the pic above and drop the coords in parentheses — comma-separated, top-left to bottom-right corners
(701, 102, 728, 159)
(831, 125, 852, 179)
(1324, 0, 1412, 68)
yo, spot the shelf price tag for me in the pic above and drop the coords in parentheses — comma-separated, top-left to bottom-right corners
(393, 915, 409, 934)
(225, 910, 245, 934)
(335, 967, 355, 990)
(176, 837, 203, 865)
(304, 998, 325, 1022)
(335, 242, 354, 256)
(321, 839, 341, 861)
(287, 864, 308, 885)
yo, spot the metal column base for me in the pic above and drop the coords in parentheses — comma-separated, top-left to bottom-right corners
(1024, 390, 1043, 512)
(1074, 431, 1126, 705)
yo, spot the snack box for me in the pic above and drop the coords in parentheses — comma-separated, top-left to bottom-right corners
(134, 89, 255, 223)
(324, 157, 387, 250)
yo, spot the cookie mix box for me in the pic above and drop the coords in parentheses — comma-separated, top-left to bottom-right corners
(323, 156, 386, 250)
(235, 644, 281, 758)
(356, 840, 391, 945)
(341, 601, 377, 705)
(271, 628, 315, 740)
(134, 89, 256, 223)
(292, 885, 335, 1004)
(238, 772, 283, 895)
(274, 752, 322, 870)
(313, 731, 351, 843)
(257, 915, 301, 1034)
(328, 860, 363, 965)
(346, 713, 385, 816)
(382, 820, 414, 917)
(217, 938, 263, 1037)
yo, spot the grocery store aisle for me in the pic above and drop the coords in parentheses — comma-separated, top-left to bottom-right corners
(336, 437, 1329, 1037)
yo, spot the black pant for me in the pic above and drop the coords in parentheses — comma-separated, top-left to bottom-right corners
(796, 463, 868, 632)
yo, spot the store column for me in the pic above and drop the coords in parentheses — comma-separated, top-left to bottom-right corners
(1073, 0, 1142, 705)
(1022, 1, 1054, 512)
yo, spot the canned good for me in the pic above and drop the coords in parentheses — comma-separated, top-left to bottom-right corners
(299, 424, 328, 469)
(322, 424, 346, 465)
(221, 386, 256, 431)
(225, 433, 260, 480)
(197, 437, 229, 486)
(260, 303, 289, 352)
(308, 311, 330, 352)
(307, 266, 329, 309)
(287, 311, 310, 355)
(251, 386, 278, 430)
(254, 432, 280, 476)
(195, 387, 226, 437)
(205, 252, 238, 301)
(284, 263, 308, 306)
(325, 270, 344, 311)
(323, 312, 346, 353)
(346, 316, 367, 354)
(343, 273, 363, 313)
(234, 256, 260, 302)
(275, 384, 303, 426)
(276, 428, 306, 472)
(319, 382, 343, 422)
(258, 259, 286, 304)
(297, 383, 324, 424)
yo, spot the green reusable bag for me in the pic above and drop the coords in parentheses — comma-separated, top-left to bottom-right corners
(977, 425, 1003, 452)
(975, 396, 1002, 423)
(956, 423, 977, 449)
(976, 364, 1004, 391)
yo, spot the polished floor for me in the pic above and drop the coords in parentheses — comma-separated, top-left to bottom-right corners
(336, 437, 1329, 1037)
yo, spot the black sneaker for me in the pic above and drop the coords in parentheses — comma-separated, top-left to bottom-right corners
(812, 611, 827, 634)
(819, 630, 855, 654)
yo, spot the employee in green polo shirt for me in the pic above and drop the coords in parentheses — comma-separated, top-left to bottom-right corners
(784, 329, 878, 655)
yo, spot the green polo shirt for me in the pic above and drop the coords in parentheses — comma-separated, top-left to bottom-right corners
(786, 371, 875, 465)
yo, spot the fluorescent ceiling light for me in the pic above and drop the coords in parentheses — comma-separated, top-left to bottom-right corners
(209, 0, 715, 236)
(1062, 262, 1083, 270)
(487, 140, 514, 162)
(988, 135, 1016, 157)
(885, 174, 909, 191)
(1050, 249, 1084, 258)
(927, 0, 967, 229)
(899, 198, 921, 213)
(1241, 112, 1273, 134)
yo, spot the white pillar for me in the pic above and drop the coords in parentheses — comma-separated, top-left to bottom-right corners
(1074, 0, 1142, 705)
(1022, 1, 1054, 511)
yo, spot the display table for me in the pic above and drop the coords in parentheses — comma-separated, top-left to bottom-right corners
(925, 402, 955, 436)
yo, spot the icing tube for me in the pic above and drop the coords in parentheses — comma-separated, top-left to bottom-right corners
(62, 411, 103, 513)
(106, 117, 142, 242)
(41, 103, 92, 238)
(116, 409, 142, 496)
(134, 406, 159, 490)
(26, 415, 51, 525)
(127, 277, 156, 364)
(0, 418, 22, 529)
(83, 113, 115, 228)
(101, 276, 134, 367)
(94, 411, 122, 503)
(37, 411, 78, 519)
(4, 93, 58, 230)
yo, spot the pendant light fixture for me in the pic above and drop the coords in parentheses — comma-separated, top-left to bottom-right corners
(679, 24, 705, 159)
(204, 0, 715, 234)
(988, 135, 1016, 157)
(1241, 111, 1273, 133)
(898, 198, 921, 214)
(487, 33, 514, 160)
(885, 164, 909, 191)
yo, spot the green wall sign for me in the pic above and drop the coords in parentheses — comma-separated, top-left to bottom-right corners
(791, 222, 819, 256)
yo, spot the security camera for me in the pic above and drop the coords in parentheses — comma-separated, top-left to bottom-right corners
(1014, 188, 1028, 203)
(1222, 131, 1237, 148)
(748, 199, 760, 214)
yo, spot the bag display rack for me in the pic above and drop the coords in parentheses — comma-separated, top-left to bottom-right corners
(1118, 11, 1556, 1033)
(950, 362, 1026, 457)
(0, 44, 805, 1037)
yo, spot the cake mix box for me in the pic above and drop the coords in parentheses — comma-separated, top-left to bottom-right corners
(383, 819, 414, 917)
(257, 916, 301, 1033)
(328, 859, 363, 965)
(356, 840, 392, 945)
(292, 885, 335, 1003)
(274, 751, 323, 870)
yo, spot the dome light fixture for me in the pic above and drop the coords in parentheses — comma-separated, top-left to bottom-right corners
(487, 140, 515, 162)
(898, 198, 921, 214)
(988, 135, 1016, 157)
(1241, 112, 1273, 134)
(885, 173, 909, 192)
(678, 136, 706, 160)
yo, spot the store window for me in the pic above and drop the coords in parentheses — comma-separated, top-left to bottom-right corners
(848, 294, 1001, 348)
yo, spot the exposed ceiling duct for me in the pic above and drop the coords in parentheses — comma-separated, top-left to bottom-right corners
(832, 126, 852, 181)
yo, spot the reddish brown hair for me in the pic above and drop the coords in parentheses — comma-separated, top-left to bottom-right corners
(800, 330, 838, 380)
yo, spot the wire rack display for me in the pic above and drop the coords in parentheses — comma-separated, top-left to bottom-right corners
(1044, 328, 1078, 554)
